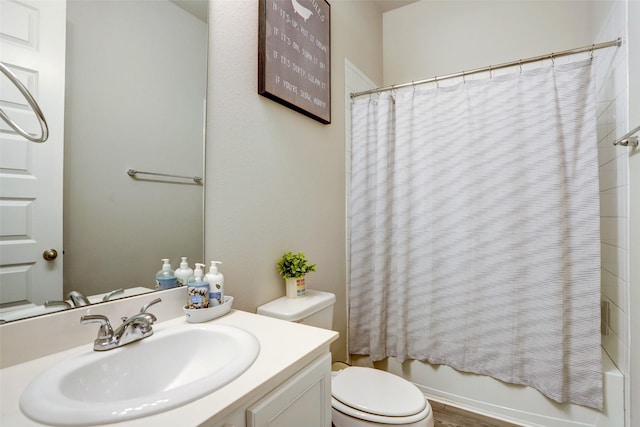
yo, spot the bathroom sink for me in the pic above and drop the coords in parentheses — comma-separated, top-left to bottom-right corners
(19, 323, 260, 426)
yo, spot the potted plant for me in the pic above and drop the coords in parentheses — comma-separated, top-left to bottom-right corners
(276, 251, 316, 298)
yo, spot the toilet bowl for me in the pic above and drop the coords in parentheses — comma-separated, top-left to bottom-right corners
(331, 366, 434, 427)
(257, 290, 434, 427)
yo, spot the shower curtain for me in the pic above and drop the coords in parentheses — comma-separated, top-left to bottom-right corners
(349, 59, 602, 409)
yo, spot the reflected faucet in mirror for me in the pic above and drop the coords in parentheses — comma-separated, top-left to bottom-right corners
(45, 290, 89, 308)
(43, 301, 72, 310)
(44, 289, 123, 310)
(102, 288, 125, 301)
(68, 290, 90, 307)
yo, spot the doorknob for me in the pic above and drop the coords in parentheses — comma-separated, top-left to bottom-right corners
(43, 249, 58, 261)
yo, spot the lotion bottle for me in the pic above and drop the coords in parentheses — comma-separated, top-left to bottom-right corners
(155, 259, 177, 290)
(205, 261, 224, 306)
(175, 257, 194, 287)
(187, 263, 209, 309)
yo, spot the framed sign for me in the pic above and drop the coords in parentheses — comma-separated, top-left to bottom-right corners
(259, 0, 331, 124)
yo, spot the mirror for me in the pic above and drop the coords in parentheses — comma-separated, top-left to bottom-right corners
(0, 0, 208, 323)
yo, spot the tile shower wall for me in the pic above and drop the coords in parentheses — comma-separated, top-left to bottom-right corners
(595, 1, 629, 374)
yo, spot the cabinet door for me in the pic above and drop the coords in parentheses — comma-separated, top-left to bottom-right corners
(247, 353, 332, 427)
(211, 408, 246, 427)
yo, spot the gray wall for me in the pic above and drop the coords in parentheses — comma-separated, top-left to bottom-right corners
(204, 0, 384, 360)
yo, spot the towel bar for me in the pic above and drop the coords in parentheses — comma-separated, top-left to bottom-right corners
(613, 124, 639, 147)
(127, 169, 203, 184)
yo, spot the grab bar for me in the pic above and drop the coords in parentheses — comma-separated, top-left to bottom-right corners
(613, 124, 639, 147)
(0, 63, 49, 143)
(127, 169, 203, 184)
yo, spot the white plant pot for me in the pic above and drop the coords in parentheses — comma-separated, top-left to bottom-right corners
(285, 277, 306, 298)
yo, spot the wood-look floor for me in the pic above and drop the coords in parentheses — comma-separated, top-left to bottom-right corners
(430, 400, 522, 427)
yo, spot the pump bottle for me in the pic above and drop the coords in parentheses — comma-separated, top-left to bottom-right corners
(205, 261, 224, 306)
(175, 257, 194, 287)
(187, 263, 209, 309)
(155, 259, 177, 290)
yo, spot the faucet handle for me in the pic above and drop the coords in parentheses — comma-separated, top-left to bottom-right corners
(140, 297, 162, 314)
(102, 288, 124, 302)
(136, 312, 157, 324)
(125, 312, 157, 332)
(44, 300, 72, 309)
(81, 314, 114, 339)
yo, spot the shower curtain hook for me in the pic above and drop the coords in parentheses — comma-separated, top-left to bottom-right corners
(412, 81, 416, 93)
(462, 72, 466, 84)
(551, 53, 555, 67)
(434, 76, 439, 88)
(519, 60, 523, 73)
(590, 44, 595, 60)
(489, 66, 493, 79)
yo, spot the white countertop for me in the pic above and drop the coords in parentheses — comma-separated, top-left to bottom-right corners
(0, 309, 338, 426)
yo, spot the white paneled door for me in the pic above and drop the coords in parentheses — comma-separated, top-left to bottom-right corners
(0, 0, 65, 307)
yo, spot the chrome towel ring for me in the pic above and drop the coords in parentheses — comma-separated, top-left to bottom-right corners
(0, 62, 49, 143)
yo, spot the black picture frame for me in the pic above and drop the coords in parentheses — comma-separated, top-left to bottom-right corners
(258, 0, 331, 124)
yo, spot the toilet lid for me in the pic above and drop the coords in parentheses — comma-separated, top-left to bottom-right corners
(331, 367, 427, 417)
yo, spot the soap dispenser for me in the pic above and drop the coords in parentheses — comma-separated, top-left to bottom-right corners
(156, 259, 177, 290)
(175, 257, 194, 287)
(187, 263, 209, 309)
(205, 261, 224, 306)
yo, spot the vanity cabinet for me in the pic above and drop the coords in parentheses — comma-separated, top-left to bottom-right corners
(211, 353, 332, 427)
(1, 309, 338, 427)
(248, 353, 332, 427)
(211, 409, 245, 427)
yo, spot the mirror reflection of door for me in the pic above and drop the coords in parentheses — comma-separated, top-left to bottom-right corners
(0, 0, 66, 309)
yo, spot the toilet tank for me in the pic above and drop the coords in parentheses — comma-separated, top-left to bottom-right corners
(256, 289, 335, 329)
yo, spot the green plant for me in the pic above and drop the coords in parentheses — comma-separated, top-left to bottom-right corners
(276, 251, 316, 279)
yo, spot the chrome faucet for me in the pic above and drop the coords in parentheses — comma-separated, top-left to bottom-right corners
(81, 298, 161, 351)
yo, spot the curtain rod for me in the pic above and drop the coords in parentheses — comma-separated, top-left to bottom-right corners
(351, 37, 623, 99)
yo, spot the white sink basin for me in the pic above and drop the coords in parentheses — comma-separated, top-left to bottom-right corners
(19, 323, 260, 426)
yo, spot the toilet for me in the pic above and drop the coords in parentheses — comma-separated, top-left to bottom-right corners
(257, 290, 434, 427)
